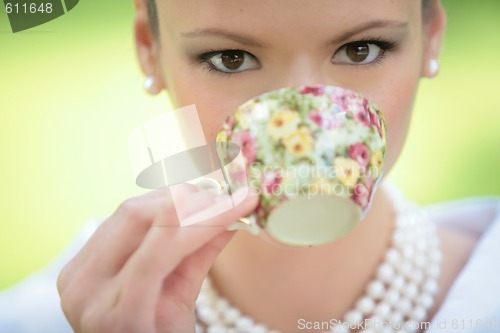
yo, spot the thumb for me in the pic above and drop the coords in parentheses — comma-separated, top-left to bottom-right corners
(171, 187, 259, 303)
(172, 229, 236, 309)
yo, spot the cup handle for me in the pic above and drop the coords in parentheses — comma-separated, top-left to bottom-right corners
(227, 216, 261, 235)
(192, 177, 226, 195)
(193, 178, 261, 235)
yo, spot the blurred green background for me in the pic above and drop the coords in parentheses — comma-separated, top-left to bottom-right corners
(1, 1, 499, 290)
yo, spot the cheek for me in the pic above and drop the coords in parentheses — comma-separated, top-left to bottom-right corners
(380, 75, 418, 176)
(160, 55, 246, 144)
(369, 61, 422, 177)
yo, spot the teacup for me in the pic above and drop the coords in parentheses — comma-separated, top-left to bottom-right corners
(215, 85, 386, 247)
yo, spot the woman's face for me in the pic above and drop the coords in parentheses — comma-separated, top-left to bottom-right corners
(137, 0, 445, 175)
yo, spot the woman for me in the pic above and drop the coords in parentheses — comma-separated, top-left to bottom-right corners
(54, 1, 500, 332)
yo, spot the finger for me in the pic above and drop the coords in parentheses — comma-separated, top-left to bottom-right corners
(57, 184, 211, 330)
(162, 229, 237, 309)
(83, 184, 215, 275)
(118, 187, 258, 309)
(58, 184, 199, 292)
(152, 230, 237, 330)
(94, 186, 217, 274)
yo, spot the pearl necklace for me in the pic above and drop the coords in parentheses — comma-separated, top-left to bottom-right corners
(195, 190, 442, 333)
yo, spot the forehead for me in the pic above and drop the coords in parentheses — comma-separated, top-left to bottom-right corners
(158, 0, 420, 39)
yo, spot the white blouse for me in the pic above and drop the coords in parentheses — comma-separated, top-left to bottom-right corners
(1, 188, 499, 333)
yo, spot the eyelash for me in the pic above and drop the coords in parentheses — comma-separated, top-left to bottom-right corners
(197, 37, 398, 76)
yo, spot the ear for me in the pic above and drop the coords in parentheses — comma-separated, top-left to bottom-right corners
(134, 0, 165, 94)
(421, 0, 447, 78)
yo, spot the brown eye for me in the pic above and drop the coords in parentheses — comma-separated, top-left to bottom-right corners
(332, 42, 385, 65)
(345, 42, 370, 63)
(220, 50, 245, 70)
(203, 49, 260, 73)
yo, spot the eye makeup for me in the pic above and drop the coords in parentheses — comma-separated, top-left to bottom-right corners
(191, 35, 401, 77)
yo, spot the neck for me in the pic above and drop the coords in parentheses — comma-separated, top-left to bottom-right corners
(209, 180, 397, 332)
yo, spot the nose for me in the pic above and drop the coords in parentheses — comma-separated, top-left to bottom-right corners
(263, 55, 335, 92)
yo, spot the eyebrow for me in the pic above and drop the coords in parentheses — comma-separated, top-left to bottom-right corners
(180, 28, 267, 48)
(328, 20, 409, 46)
(180, 19, 409, 48)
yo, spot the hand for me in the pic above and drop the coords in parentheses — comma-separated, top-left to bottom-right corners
(57, 184, 258, 333)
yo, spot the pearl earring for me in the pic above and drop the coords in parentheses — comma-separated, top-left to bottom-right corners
(144, 76, 156, 93)
(428, 59, 439, 78)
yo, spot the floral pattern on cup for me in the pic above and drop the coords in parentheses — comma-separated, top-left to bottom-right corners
(216, 85, 386, 229)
